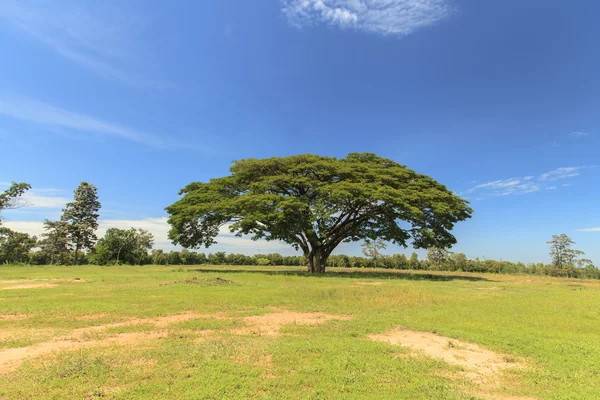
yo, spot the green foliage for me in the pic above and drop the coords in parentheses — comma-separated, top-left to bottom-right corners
(254, 257, 271, 266)
(360, 238, 387, 267)
(0, 227, 37, 264)
(38, 220, 72, 265)
(166, 153, 472, 273)
(91, 228, 154, 265)
(0, 182, 31, 224)
(547, 234, 588, 276)
(61, 182, 101, 265)
(426, 247, 449, 271)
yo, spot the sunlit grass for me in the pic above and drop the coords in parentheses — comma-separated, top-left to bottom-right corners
(0, 265, 599, 399)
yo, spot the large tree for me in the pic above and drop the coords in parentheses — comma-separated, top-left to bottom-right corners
(0, 182, 31, 225)
(166, 153, 472, 273)
(61, 182, 101, 265)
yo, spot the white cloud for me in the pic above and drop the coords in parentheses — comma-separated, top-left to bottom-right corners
(0, 96, 170, 148)
(538, 167, 582, 181)
(467, 178, 540, 197)
(3, 218, 294, 255)
(21, 192, 69, 209)
(466, 165, 595, 199)
(282, 0, 454, 36)
(0, 0, 168, 88)
(577, 228, 600, 232)
(570, 131, 590, 138)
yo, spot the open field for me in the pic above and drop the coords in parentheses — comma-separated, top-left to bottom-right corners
(1, 266, 599, 399)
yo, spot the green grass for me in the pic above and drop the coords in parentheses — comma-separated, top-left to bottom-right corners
(1, 265, 599, 399)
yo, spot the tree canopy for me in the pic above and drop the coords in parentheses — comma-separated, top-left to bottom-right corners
(61, 182, 101, 265)
(166, 153, 473, 273)
(93, 228, 154, 265)
(0, 182, 31, 224)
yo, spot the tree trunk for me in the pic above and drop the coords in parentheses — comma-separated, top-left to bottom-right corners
(307, 249, 329, 274)
(116, 245, 123, 265)
(73, 242, 80, 266)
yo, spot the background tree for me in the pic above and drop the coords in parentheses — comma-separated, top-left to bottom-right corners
(0, 182, 31, 224)
(166, 153, 472, 274)
(39, 220, 71, 265)
(61, 182, 101, 265)
(427, 247, 449, 271)
(361, 238, 387, 268)
(448, 252, 468, 271)
(0, 228, 37, 264)
(409, 252, 422, 270)
(547, 234, 586, 277)
(93, 228, 154, 265)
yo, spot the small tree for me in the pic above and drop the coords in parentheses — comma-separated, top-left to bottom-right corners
(409, 252, 421, 270)
(0, 182, 31, 225)
(427, 247, 449, 270)
(39, 220, 72, 265)
(547, 234, 586, 277)
(361, 238, 387, 268)
(448, 252, 468, 271)
(61, 182, 101, 265)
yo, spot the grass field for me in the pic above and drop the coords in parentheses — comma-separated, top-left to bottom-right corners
(1, 265, 599, 399)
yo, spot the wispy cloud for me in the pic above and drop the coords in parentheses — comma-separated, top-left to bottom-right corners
(21, 192, 69, 209)
(0, 184, 67, 209)
(577, 228, 600, 232)
(0, 0, 168, 88)
(570, 131, 590, 138)
(282, 0, 454, 36)
(468, 178, 541, 197)
(0, 96, 171, 148)
(539, 167, 582, 181)
(467, 166, 593, 199)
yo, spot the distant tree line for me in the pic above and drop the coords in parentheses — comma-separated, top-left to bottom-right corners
(1, 180, 598, 280)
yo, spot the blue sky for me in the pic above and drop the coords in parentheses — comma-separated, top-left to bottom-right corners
(1, 0, 598, 264)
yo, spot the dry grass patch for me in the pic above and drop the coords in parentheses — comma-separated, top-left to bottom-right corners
(353, 282, 385, 286)
(369, 329, 532, 399)
(232, 311, 351, 337)
(1, 284, 58, 290)
(0, 314, 30, 321)
(0, 313, 225, 373)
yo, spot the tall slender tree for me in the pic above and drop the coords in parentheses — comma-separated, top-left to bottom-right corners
(61, 182, 101, 265)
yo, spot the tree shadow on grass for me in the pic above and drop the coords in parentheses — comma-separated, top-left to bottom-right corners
(184, 267, 491, 282)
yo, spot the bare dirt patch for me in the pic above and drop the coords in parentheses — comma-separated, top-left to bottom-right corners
(353, 282, 385, 286)
(0, 331, 166, 373)
(233, 311, 351, 337)
(0, 313, 220, 373)
(0, 314, 30, 321)
(369, 330, 532, 400)
(1, 284, 58, 290)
